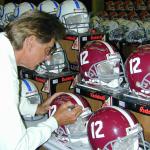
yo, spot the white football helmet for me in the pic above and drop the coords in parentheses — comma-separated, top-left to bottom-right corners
(38, 0, 59, 15)
(142, 21, 150, 40)
(57, 0, 89, 34)
(35, 42, 70, 74)
(20, 79, 44, 121)
(14, 2, 36, 18)
(124, 21, 147, 43)
(0, 5, 4, 30)
(2, 2, 17, 26)
(102, 20, 125, 41)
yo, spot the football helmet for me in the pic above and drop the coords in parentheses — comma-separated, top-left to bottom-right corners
(142, 21, 150, 40)
(140, 10, 150, 21)
(79, 40, 127, 91)
(124, 0, 134, 11)
(124, 21, 147, 43)
(2, 2, 17, 26)
(114, 1, 125, 11)
(102, 20, 119, 34)
(14, 2, 36, 18)
(125, 44, 150, 99)
(0, 5, 4, 30)
(35, 42, 70, 74)
(38, 0, 59, 15)
(118, 11, 128, 19)
(135, 0, 146, 11)
(20, 79, 44, 121)
(105, 1, 115, 11)
(102, 20, 124, 41)
(87, 106, 146, 150)
(0, 5, 4, 19)
(48, 92, 92, 147)
(57, 0, 89, 34)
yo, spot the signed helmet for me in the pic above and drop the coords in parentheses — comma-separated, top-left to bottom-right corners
(48, 92, 92, 146)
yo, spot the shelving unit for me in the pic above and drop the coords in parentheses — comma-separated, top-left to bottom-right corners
(74, 82, 150, 116)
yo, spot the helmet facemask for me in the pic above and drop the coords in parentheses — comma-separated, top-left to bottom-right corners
(86, 53, 126, 90)
(125, 28, 147, 43)
(35, 44, 70, 74)
(104, 124, 148, 150)
(109, 27, 125, 41)
(62, 12, 89, 34)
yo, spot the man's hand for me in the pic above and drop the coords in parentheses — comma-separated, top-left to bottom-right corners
(53, 101, 83, 126)
(36, 92, 65, 115)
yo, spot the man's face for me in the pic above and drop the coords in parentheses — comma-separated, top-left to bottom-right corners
(20, 36, 55, 70)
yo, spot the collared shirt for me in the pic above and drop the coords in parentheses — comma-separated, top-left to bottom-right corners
(0, 32, 58, 150)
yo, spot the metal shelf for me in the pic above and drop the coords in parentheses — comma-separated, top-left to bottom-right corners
(74, 82, 150, 116)
(18, 67, 78, 95)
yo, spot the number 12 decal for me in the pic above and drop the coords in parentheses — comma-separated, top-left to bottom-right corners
(80, 51, 89, 65)
(91, 121, 105, 139)
(129, 57, 142, 74)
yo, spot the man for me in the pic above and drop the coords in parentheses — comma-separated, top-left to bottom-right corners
(0, 11, 82, 150)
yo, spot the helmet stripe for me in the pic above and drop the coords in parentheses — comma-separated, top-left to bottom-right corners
(22, 79, 32, 92)
(100, 40, 115, 54)
(30, 3, 35, 10)
(66, 93, 84, 108)
(57, 5, 61, 18)
(73, 0, 80, 9)
(52, 0, 59, 8)
(39, 4, 42, 11)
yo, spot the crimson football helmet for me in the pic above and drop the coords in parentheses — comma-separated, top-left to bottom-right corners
(87, 106, 146, 150)
(48, 92, 92, 147)
(79, 40, 127, 93)
(125, 44, 150, 99)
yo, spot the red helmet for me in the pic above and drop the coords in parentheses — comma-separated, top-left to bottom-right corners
(79, 40, 127, 92)
(87, 106, 143, 150)
(125, 44, 150, 99)
(48, 92, 92, 146)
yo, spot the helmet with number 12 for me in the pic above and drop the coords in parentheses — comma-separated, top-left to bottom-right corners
(87, 106, 147, 150)
(125, 44, 150, 99)
(79, 40, 127, 90)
